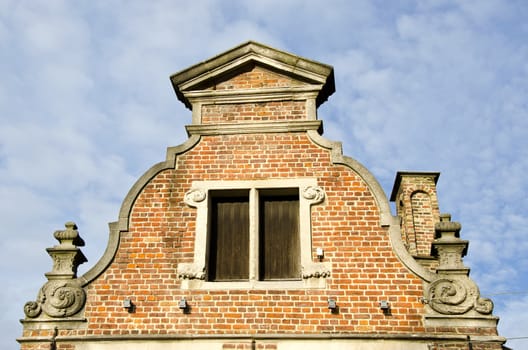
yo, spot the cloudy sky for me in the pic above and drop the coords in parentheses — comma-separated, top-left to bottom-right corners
(1, 0, 527, 348)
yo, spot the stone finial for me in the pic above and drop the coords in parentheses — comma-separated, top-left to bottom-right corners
(47, 222, 87, 280)
(53, 221, 85, 247)
(434, 213, 461, 239)
(23, 222, 87, 320)
(431, 213, 468, 275)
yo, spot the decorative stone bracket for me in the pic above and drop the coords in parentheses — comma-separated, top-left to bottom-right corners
(184, 188, 207, 207)
(177, 263, 206, 280)
(301, 262, 331, 279)
(23, 222, 87, 320)
(301, 186, 325, 205)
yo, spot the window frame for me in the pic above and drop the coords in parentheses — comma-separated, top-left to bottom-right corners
(208, 190, 251, 282)
(179, 178, 329, 290)
(258, 190, 301, 281)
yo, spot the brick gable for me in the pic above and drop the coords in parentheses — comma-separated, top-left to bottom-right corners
(208, 64, 303, 91)
(19, 41, 504, 350)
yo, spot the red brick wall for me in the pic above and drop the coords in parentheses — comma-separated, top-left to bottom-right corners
(67, 130, 427, 337)
(210, 65, 299, 90)
(395, 176, 440, 257)
(201, 101, 306, 124)
(429, 342, 503, 350)
(50, 67, 436, 338)
(411, 191, 435, 255)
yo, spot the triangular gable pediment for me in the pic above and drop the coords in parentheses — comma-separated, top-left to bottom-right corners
(194, 61, 308, 92)
(170, 41, 335, 109)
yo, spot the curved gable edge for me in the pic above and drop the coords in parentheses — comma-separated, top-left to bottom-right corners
(306, 130, 436, 282)
(79, 131, 437, 287)
(78, 134, 201, 287)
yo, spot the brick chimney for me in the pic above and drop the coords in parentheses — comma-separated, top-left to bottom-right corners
(390, 171, 441, 268)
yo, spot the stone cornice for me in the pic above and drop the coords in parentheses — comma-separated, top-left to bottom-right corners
(170, 41, 335, 109)
(20, 317, 87, 330)
(424, 314, 499, 328)
(186, 120, 322, 136)
(185, 86, 321, 105)
(21, 332, 506, 344)
(390, 171, 440, 201)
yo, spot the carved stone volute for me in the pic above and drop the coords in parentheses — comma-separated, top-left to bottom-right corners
(23, 222, 87, 320)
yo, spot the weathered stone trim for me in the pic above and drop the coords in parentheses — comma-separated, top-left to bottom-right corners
(77, 135, 201, 288)
(418, 216, 496, 320)
(78, 222, 120, 286)
(390, 171, 440, 201)
(306, 130, 391, 224)
(179, 178, 328, 290)
(424, 314, 500, 328)
(185, 86, 320, 104)
(186, 88, 320, 124)
(170, 41, 335, 109)
(306, 129, 438, 283)
(186, 120, 322, 136)
(37, 332, 505, 342)
(19, 332, 505, 348)
(117, 134, 201, 231)
(388, 216, 438, 282)
(20, 318, 87, 330)
(177, 53, 329, 92)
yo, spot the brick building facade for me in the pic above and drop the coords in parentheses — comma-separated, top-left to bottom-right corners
(18, 42, 506, 350)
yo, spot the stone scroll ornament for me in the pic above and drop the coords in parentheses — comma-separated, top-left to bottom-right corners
(184, 188, 207, 207)
(426, 276, 493, 315)
(302, 186, 325, 204)
(25, 281, 86, 318)
(24, 222, 87, 319)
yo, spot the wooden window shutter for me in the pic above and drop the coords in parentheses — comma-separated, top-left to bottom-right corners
(208, 194, 250, 281)
(259, 193, 300, 280)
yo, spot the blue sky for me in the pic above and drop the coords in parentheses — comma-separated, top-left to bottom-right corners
(1, 0, 527, 348)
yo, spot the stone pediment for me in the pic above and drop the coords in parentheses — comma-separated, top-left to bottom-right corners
(199, 63, 304, 91)
(170, 41, 335, 110)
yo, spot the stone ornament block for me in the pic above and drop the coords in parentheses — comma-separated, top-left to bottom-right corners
(424, 214, 493, 317)
(424, 275, 493, 315)
(23, 222, 87, 320)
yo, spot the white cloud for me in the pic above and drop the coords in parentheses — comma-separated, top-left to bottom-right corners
(496, 295, 528, 349)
